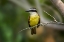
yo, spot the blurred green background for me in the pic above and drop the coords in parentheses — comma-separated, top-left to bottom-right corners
(0, 0, 64, 42)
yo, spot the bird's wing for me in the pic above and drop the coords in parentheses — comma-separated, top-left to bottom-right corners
(37, 14, 40, 28)
(28, 16, 31, 27)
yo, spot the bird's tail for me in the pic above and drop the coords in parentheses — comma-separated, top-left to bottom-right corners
(31, 27, 36, 35)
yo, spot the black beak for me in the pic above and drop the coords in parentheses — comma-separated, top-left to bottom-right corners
(25, 10, 30, 12)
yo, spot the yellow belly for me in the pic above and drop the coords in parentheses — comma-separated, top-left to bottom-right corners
(30, 14, 40, 26)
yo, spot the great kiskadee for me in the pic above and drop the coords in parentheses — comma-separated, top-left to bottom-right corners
(26, 8, 40, 35)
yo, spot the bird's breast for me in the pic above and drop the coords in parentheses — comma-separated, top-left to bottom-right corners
(30, 14, 40, 26)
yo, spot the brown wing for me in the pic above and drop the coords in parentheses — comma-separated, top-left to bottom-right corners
(37, 15, 40, 28)
(28, 16, 31, 27)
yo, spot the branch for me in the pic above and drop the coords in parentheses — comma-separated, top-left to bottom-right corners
(50, 0, 64, 16)
(19, 22, 64, 32)
(41, 4, 63, 22)
(45, 22, 64, 30)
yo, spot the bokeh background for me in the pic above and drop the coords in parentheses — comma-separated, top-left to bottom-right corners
(0, 0, 64, 42)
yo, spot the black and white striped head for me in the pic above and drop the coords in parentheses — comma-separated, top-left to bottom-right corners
(26, 8, 37, 12)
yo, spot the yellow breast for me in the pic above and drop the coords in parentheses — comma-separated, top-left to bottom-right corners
(30, 14, 40, 26)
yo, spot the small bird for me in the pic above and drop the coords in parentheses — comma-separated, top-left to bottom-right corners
(26, 8, 40, 35)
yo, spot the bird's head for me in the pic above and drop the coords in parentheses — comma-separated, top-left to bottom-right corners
(26, 8, 37, 12)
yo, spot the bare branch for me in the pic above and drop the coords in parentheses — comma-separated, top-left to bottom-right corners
(19, 22, 64, 33)
(41, 4, 63, 22)
(50, 0, 64, 16)
(45, 22, 64, 30)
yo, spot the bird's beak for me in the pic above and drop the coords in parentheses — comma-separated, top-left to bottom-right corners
(25, 10, 30, 12)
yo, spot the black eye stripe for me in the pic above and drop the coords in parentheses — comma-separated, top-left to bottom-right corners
(30, 10, 37, 12)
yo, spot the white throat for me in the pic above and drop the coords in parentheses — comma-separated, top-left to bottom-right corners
(29, 12, 37, 15)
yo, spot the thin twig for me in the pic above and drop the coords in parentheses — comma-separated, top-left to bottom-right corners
(43, 11, 58, 22)
(18, 22, 64, 33)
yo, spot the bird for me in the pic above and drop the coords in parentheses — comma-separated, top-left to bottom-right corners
(26, 8, 40, 35)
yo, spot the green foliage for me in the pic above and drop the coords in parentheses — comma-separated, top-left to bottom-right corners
(1, 0, 8, 6)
